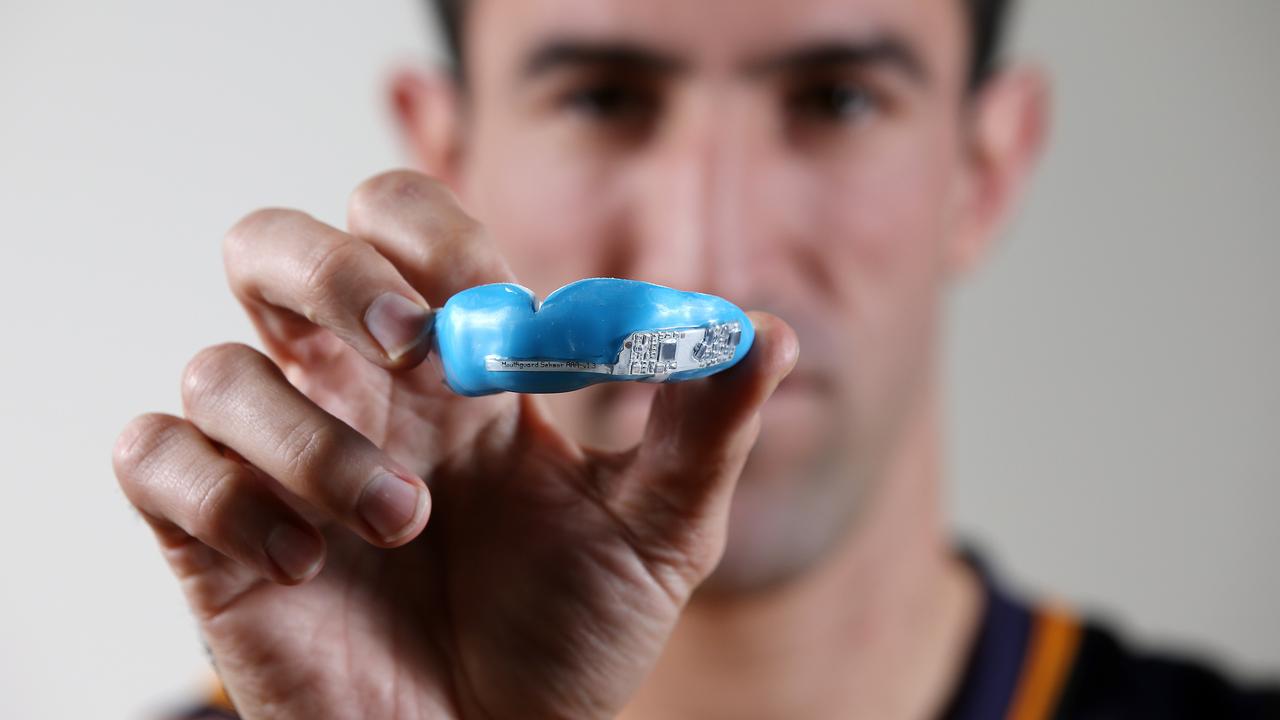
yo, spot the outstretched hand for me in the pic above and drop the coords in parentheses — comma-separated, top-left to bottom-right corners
(114, 170, 798, 719)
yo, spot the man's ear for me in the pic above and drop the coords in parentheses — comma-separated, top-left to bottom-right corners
(388, 67, 466, 188)
(946, 65, 1051, 278)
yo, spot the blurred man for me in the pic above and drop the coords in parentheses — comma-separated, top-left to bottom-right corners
(114, 0, 1279, 717)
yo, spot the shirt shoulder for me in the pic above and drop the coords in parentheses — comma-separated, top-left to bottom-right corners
(944, 548, 1280, 720)
(1053, 618, 1280, 719)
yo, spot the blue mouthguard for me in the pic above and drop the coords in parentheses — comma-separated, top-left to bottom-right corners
(431, 278, 754, 396)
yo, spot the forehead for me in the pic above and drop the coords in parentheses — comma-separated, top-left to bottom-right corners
(466, 0, 969, 84)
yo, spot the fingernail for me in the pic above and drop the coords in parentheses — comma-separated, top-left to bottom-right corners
(365, 293, 432, 361)
(358, 471, 428, 543)
(265, 524, 324, 581)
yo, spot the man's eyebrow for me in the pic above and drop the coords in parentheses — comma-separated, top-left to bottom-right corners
(745, 37, 930, 86)
(521, 40, 685, 80)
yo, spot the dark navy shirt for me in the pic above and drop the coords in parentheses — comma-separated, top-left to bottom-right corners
(942, 552, 1280, 719)
(170, 553, 1280, 720)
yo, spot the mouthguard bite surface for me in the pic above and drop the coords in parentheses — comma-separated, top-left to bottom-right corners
(432, 278, 754, 396)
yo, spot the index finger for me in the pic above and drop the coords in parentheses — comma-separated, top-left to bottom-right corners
(347, 170, 516, 307)
(224, 207, 436, 369)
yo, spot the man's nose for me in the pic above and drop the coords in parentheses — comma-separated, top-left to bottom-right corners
(623, 97, 758, 301)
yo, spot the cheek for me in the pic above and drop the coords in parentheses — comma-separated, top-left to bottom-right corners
(820, 124, 957, 330)
(804, 124, 959, 424)
(841, 143, 952, 294)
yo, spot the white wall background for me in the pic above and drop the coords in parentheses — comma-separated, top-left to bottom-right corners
(0, 1, 1275, 717)
(950, 0, 1280, 683)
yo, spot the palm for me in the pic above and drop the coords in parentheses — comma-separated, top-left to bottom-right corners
(183, 331, 693, 719)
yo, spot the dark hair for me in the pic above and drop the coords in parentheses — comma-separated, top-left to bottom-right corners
(430, 0, 1014, 90)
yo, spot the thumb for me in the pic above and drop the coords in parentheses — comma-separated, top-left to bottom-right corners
(618, 312, 798, 559)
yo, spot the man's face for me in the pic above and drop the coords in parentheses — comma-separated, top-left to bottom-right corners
(451, 0, 979, 590)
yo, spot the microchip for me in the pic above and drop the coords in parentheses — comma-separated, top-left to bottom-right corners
(659, 341, 677, 361)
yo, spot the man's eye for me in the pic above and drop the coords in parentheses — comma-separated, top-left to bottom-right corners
(561, 84, 656, 121)
(787, 83, 878, 123)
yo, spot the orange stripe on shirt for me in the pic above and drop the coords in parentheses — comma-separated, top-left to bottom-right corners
(206, 675, 235, 712)
(1006, 604, 1082, 720)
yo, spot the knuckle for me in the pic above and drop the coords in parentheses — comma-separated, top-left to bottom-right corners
(187, 463, 248, 541)
(298, 237, 365, 308)
(274, 420, 343, 501)
(113, 413, 183, 485)
(349, 169, 440, 218)
(223, 207, 307, 261)
(349, 170, 483, 241)
(181, 343, 265, 413)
